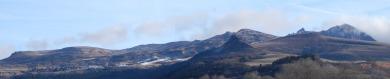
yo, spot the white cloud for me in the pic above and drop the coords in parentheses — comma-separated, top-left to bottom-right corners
(25, 25, 129, 50)
(135, 21, 168, 37)
(134, 9, 312, 40)
(0, 44, 15, 59)
(195, 9, 311, 39)
(134, 13, 209, 40)
(133, 9, 390, 44)
(53, 36, 79, 45)
(212, 10, 292, 34)
(26, 39, 49, 50)
(80, 25, 128, 45)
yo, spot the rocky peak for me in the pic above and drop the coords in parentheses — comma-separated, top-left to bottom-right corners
(192, 34, 257, 60)
(221, 34, 253, 51)
(235, 29, 277, 44)
(326, 24, 359, 33)
(287, 27, 313, 36)
(203, 31, 234, 43)
(296, 28, 308, 34)
(321, 24, 376, 41)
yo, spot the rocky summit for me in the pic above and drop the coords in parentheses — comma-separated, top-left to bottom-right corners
(321, 24, 376, 41)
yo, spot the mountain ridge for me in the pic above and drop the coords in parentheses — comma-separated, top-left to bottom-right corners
(1, 24, 389, 78)
(321, 24, 376, 41)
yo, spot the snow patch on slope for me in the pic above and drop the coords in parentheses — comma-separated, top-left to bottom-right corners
(139, 57, 192, 66)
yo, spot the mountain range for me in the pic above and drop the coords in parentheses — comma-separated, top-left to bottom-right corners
(0, 24, 389, 79)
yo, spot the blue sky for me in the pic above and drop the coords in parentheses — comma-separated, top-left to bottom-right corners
(1, 0, 390, 59)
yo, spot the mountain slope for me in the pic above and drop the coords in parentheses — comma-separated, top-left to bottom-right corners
(0, 29, 278, 78)
(253, 32, 390, 61)
(1, 46, 112, 66)
(235, 29, 278, 44)
(321, 24, 376, 41)
(162, 35, 262, 79)
(192, 34, 261, 60)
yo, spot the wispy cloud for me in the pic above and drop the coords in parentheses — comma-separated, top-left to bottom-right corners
(213, 9, 300, 33)
(291, 3, 341, 16)
(26, 39, 49, 50)
(135, 21, 168, 37)
(134, 13, 209, 40)
(134, 9, 312, 40)
(25, 25, 129, 50)
(80, 25, 128, 45)
(0, 44, 15, 59)
(194, 9, 311, 39)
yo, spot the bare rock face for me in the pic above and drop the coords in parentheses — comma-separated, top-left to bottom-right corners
(321, 24, 376, 41)
(296, 28, 308, 34)
(235, 29, 278, 44)
(192, 34, 259, 60)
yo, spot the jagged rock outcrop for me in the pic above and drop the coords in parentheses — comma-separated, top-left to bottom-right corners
(321, 24, 376, 41)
